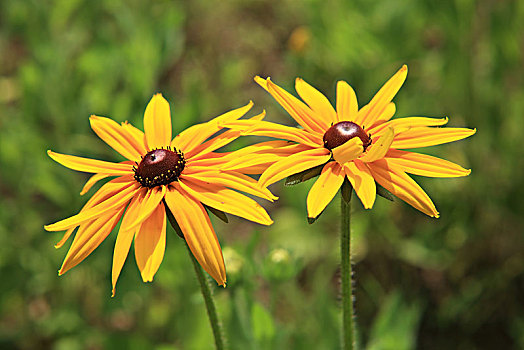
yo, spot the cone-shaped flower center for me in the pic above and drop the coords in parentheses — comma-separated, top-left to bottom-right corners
(134, 148, 185, 188)
(323, 121, 372, 151)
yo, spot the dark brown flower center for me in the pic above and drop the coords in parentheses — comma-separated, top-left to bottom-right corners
(133, 148, 185, 188)
(323, 121, 372, 151)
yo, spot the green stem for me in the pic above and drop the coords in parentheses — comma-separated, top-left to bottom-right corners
(341, 193, 356, 350)
(186, 242, 226, 350)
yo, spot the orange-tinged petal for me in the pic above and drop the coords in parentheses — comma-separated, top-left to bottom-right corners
(391, 127, 476, 149)
(181, 170, 277, 201)
(225, 120, 322, 148)
(332, 137, 364, 165)
(368, 159, 439, 217)
(178, 177, 273, 225)
(173, 101, 253, 153)
(80, 173, 111, 195)
(306, 162, 345, 218)
(336, 81, 358, 122)
(48, 150, 134, 175)
(355, 65, 407, 126)
(369, 116, 448, 136)
(59, 206, 125, 275)
(259, 147, 331, 187)
(134, 202, 166, 282)
(359, 127, 394, 163)
(255, 76, 327, 134)
(295, 77, 337, 124)
(45, 182, 139, 231)
(126, 185, 166, 229)
(144, 93, 172, 149)
(385, 149, 471, 177)
(164, 185, 226, 285)
(90, 116, 143, 161)
(112, 188, 148, 296)
(343, 160, 376, 209)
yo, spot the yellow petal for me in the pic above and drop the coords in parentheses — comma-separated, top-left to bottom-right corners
(48, 150, 134, 175)
(126, 185, 167, 229)
(336, 81, 358, 122)
(144, 93, 172, 150)
(178, 177, 273, 225)
(186, 129, 241, 159)
(182, 170, 277, 201)
(112, 188, 148, 296)
(257, 77, 327, 134)
(220, 140, 296, 161)
(332, 137, 364, 165)
(80, 173, 111, 195)
(391, 127, 476, 149)
(377, 103, 396, 123)
(173, 101, 253, 153)
(90, 116, 143, 161)
(221, 142, 312, 174)
(359, 127, 394, 162)
(369, 116, 448, 136)
(59, 206, 126, 275)
(368, 159, 439, 217)
(343, 160, 376, 209)
(134, 202, 166, 282)
(225, 119, 322, 148)
(355, 65, 408, 126)
(295, 78, 337, 124)
(121, 121, 148, 155)
(164, 185, 226, 285)
(54, 228, 76, 249)
(45, 182, 139, 231)
(306, 162, 345, 218)
(259, 147, 331, 187)
(385, 149, 471, 177)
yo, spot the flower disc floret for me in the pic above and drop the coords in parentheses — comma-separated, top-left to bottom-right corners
(323, 121, 371, 151)
(134, 147, 185, 188)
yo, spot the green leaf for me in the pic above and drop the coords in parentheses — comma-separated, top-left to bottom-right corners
(251, 302, 275, 342)
(165, 205, 184, 238)
(367, 291, 422, 350)
(285, 163, 325, 186)
(307, 209, 325, 224)
(205, 205, 229, 223)
(376, 183, 394, 201)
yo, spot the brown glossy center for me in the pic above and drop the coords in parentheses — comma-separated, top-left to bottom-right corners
(134, 148, 185, 188)
(323, 121, 371, 150)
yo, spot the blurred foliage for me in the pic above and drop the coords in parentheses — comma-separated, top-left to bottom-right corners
(1, 0, 523, 349)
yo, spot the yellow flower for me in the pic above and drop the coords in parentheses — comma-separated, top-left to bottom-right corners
(45, 94, 275, 295)
(224, 65, 475, 219)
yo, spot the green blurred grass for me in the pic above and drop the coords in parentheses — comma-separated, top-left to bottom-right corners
(1, 0, 523, 349)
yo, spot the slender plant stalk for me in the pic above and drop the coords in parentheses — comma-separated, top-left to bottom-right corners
(165, 206, 226, 349)
(341, 192, 357, 350)
(185, 242, 226, 350)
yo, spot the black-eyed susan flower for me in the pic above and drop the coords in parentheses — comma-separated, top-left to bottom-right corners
(45, 94, 275, 295)
(223, 65, 475, 219)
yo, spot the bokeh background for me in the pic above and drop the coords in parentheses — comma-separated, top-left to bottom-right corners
(1, 0, 523, 349)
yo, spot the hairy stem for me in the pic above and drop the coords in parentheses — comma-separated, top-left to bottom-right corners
(341, 193, 357, 350)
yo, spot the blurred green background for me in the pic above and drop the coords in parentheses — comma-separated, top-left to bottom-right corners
(1, 0, 523, 349)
